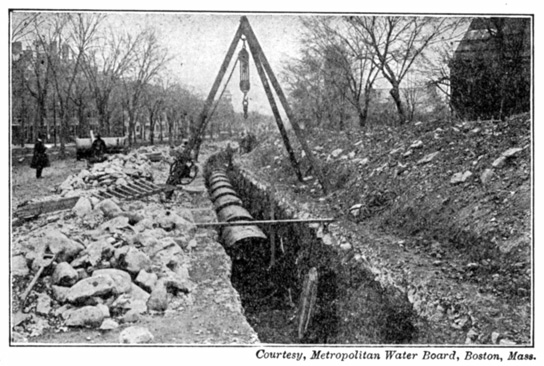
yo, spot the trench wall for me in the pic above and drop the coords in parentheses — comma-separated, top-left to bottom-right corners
(225, 161, 419, 344)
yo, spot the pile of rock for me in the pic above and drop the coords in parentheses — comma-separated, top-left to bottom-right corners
(58, 149, 155, 198)
(13, 167, 199, 338)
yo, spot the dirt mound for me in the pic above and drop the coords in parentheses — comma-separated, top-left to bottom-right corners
(240, 113, 531, 344)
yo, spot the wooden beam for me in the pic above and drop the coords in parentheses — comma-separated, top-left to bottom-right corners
(14, 196, 80, 219)
(240, 16, 330, 194)
(247, 38, 304, 182)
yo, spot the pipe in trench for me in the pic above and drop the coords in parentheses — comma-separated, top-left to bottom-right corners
(206, 168, 267, 247)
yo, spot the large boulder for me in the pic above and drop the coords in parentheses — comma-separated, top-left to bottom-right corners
(119, 326, 154, 344)
(52, 262, 79, 286)
(99, 318, 119, 331)
(25, 230, 84, 268)
(64, 304, 110, 328)
(146, 279, 169, 312)
(93, 269, 132, 294)
(46, 231, 85, 262)
(161, 272, 195, 294)
(35, 293, 52, 315)
(73, 240, 115, 267)
(148, 238, 183, 262)
(135, 270, 158, 293)
(11, 255, 29, 276)
(155, 211, 195, 236)
(118, 247, 151, 275)
(100, 216, 131, 233)
(129, 228, 168, 247)
(95, 199, 123, 218)
(111, 283, 150, 314)
(72, 197, 93, 217)
(66, 274, 116, 303)
(51, 285, 70, 303)
(133, 218, 154, 233)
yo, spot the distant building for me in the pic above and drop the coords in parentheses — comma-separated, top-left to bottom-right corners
(450, 17, 531, 120)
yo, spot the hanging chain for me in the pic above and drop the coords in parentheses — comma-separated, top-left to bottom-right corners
(243, 95, 249, 119)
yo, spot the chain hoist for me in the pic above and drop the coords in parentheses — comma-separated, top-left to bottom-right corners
(239, 38, 250, 119)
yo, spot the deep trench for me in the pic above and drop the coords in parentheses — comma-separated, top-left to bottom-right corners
(204, 153, 419, 344)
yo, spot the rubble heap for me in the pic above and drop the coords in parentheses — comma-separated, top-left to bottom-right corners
(57, 149, 156, 198)
(12, 149, 199, 341)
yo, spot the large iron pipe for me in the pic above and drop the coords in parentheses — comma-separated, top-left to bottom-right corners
(217, 205, 253, 223)
(205, 155, 268, 248)
(210, 187, 239, 201)
(209, 171, 229, 181)
(209, 181, 234, 194)
(221, 225, 267, 248)
(213, 194, 244, 212)
(209, 176, 231, 185)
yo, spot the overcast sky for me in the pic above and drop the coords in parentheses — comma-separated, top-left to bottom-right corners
(9, 11, 495, 117)
(105, 12, 307, 115)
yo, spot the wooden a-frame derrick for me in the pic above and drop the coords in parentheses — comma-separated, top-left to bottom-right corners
(186, 16, 330, 194)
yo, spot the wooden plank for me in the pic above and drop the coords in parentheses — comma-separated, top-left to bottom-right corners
(119, 184, 142, 196)
(133, 179, 157, 191)
(115, 185, 139, 197)
(129, 180, 151, 191)
(130, 187, 167, 200)
(125, 183, 148, 194)
(98, 190, 114, 199)
(108, 189, 129, 199)
(297, 267, 318, 340)
(14, 196, 80, 218)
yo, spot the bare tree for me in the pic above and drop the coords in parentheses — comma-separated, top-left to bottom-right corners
(35, 13, 104, 156)
(82, 27, 138, 135)
(121, 27, 170, 146)
(283, 51, 328, 128)
(305, 17, 380, 128)
(284, 17, 379, 129)
(347, 16, 464, 124)
(162, 80, 182, 144)
(11, 12, 42, 42)
(142, 83, 166, 145)
(13, 13, 56, 142)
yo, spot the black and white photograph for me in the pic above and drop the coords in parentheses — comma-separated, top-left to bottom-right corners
(5, 1, 539, 364)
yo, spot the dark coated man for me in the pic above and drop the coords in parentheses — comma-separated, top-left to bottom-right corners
(30, 134, 50, 179)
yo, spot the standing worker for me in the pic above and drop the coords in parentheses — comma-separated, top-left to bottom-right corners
(30, 133, 49, 179)
(90, 132, 107, 164)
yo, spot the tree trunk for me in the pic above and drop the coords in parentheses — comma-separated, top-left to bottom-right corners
(359, 91, 372, 129)
(389, 86, 407, 125)
(149, 116, 155, 145)
(358, 109, 367, 128)
(127, 110, 135, 146)
(36, 97, 47, 140)
(160, 120, 163, 142)
(59, 109, 68, 159)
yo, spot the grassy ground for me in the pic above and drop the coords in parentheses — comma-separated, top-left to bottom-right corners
(11, 158, 87, 208)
